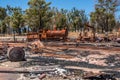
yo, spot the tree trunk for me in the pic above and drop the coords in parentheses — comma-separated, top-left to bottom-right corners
(13, 30, 16, 42)
(18, 27, 21, 35)
(7, 47, 25, 61)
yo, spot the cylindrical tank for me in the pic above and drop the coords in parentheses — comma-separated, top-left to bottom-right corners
(46, 29, 67, 37)
(7, 47, 25, 61)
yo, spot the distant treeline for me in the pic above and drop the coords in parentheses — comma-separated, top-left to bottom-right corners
(0, 0, 120, 35)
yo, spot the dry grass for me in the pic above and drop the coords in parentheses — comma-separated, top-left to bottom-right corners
(68, 32, 80, 38)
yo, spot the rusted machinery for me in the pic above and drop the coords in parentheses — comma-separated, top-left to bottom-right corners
(77, 23, 95, 42)
(77, 23, 117, 42)
(27, 28, 68, 41)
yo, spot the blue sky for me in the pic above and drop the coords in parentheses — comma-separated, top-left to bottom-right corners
(0, 0, 95, 16)
(0, 0, 120, 18)
(46, 0, 95, 15)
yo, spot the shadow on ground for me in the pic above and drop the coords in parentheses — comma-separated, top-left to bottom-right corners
(20, 49, 120, 78)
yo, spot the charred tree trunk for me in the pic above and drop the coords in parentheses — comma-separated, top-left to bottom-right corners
(7, 47, 25, 61)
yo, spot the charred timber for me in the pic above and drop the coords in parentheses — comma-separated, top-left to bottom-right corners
(7, 47, 25, 61)
(83, 72, 116, 80)
(0, 69, 55, 74)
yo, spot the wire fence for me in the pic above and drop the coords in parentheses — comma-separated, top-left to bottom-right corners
(0, 33, 27, 37)
(0, 33, 27, 42)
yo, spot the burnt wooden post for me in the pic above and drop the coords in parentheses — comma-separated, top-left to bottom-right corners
(13, 29, 16, 42)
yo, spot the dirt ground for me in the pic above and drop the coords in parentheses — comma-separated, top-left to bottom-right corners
(0, 34, 120, 80)
(0, 42, 120, 79)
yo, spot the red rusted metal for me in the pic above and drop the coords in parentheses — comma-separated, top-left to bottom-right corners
(39, 74, 46, 80)
(27, 28, 68, 41)
(46, 29, 67, 39)
(27, 32, 39, 41)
